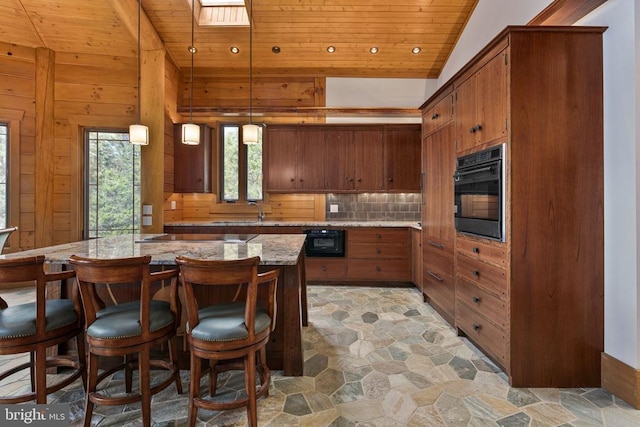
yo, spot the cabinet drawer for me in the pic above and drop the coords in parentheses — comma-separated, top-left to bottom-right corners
(349, 242, 409, 259)
(423, 263, 455, 316)
(347, 259, 411, 281)
(456, 302, 507, 367)
(456, 278, 507, 329)
(424, 244, 454, 277)
(456, 253, 507, 299)
(348, 228, 408, 244)
(456, 237, 507, 268)
(306, 258, 347, 280)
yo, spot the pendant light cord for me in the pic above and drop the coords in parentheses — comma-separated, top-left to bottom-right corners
(136, 0, 141, 124)
(249, 0, 253, 125)
(189, 0, 195, 123)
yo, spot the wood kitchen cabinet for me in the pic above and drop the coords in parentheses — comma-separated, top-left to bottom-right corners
(324, 128, 384, 192)
(347, 227, 411, 281)
(454, 43, 508, 153)
(411, 228, 422, 291)
(421, 119, 456, 325)
(420, 26, 604, 388)
(384, 125, 421, 191)
(422, 92, 453, 136)
(265, 127, 325, 192)
(174, 124, 212, 193)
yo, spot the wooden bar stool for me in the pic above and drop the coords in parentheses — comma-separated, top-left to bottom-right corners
(69, 255, 182, 427)
(175, 256, 279, 427)
(0, 255, 85, 404)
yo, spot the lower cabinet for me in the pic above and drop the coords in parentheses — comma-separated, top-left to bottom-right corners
(347, 228, 411, 281)
(422, 243, 455, 326)
(306, 258, 347, 281)
(455, 235, 508, 369)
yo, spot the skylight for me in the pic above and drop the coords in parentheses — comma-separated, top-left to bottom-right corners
(200, 1, 245, 6)
(199, 0, 248, 27)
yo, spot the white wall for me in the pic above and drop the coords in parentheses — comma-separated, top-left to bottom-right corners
(578, 0, 640, 368)
(438, 0, 554, 85)
(325, 78, 436, 123)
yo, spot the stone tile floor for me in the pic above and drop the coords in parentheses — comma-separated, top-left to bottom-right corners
(1, 285, 640, 426)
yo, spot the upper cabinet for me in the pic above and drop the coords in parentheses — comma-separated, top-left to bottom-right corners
(174, 124, 212, 193)
(266, 124, 420, 193)
(454, 45, 508, 153)
(423, 93, 453, 136)
(384, 125, 421, 191)
(265, 127, 325, 192)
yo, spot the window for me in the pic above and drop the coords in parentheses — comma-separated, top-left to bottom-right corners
(220, 124, 263, 202)
(84, 130, 141, 238)
(0, 123, 7, 228)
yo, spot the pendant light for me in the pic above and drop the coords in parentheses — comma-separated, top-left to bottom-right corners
(242, 0, 260, 145)
(181, 0, 200, 145)
(129, 0, 149, 145)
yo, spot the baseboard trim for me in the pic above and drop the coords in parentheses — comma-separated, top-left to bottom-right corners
(601, 352, 640, 409)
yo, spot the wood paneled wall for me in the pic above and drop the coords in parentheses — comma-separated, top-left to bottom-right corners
(163, 193, 326, 223)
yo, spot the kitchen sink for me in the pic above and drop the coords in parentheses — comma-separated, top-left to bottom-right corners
(136, 233, 257, 243)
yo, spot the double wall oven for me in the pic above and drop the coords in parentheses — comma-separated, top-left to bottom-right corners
(454, 144, 506, 241)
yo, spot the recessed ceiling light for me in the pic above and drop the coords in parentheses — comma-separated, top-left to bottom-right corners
(230, 46, 240, 54)
(412, 47, 421, 54)
(272, 46, 281, 54)
(327, 46, 336, 53)
(369, 46, 379, 54)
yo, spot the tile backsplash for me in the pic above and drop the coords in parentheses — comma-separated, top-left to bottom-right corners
(325, 193, 421, 221)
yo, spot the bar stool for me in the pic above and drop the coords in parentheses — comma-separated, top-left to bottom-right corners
(69, 255, 182, 427)
(175, 256, 279, 427)
(0, 255, 85, 404)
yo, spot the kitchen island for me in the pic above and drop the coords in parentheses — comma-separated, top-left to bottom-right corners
(1, 233, 307, 376)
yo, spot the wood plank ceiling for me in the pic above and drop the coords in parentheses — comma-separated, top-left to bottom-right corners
(1, 0, 478, 79)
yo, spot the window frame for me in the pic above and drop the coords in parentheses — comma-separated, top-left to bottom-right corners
(0, 122, 8, 229)
(0, 111, 21, 251)
(218, 123, 264, 203)
(83, 128, 142, 239)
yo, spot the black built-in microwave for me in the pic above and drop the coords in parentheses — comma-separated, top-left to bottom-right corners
(453, 144, 505, 241)
(303, 229, 346, 257)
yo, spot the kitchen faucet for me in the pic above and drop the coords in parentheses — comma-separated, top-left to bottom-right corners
(248, 201, 264, 223)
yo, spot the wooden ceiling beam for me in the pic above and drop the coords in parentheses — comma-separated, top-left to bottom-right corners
(106, 0, 164, 51)
(528, 0, 608, 25)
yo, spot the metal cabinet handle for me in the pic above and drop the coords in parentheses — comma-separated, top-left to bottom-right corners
(472, 247, 479, 253)
(427, 270, 444, 282)
(473, 269, 480, 277)
(432, 113, 440, 120)
(321, 265, 327, 272)
(376, 266, 381, 272)
(472, 323, 481, 332)
(376, 249, 381, 254)
(427, 240, 444, 249)
(472, 296, 480, 304)
(376, 234, 381, 239)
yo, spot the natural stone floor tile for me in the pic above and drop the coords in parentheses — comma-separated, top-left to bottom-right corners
(3, 285, 640, 427)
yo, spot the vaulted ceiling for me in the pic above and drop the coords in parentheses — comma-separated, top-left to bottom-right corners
(0, 0, 610, 82)
(2, 0, 478, 79)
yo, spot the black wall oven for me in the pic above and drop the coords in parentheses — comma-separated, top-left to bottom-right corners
(303, 229, 346, 257)
(454, 144, 505, 241)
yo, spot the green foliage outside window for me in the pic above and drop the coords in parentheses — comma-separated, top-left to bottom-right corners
(221, 124, 263, 202)
(85, 131, 141, 238)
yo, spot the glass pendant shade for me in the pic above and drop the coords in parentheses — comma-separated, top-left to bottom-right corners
(242, 123, 260, 145)
(129, 124, 149, 145)
(181, 123, 201, 145)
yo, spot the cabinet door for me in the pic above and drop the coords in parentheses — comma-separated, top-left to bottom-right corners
(266, 128, 297, 191)
(297, 129, 326, 191)
(353, 129, 383, 191)
(174, 124, 211, 193)
(454, 75, 477, 153)
(384, 126, 421, 191)
(475, 51, 508, 145)
(423, 123, 455, 246)
(325, 130, 354, 191)
(412, 228, 423, 291)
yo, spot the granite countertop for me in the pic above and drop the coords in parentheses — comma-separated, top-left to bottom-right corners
(166, 220, 421, 230)
(1, 234, 307, 266)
